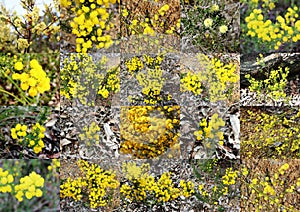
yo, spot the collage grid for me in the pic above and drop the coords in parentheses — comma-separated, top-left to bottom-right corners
(0, 0, 299, 211)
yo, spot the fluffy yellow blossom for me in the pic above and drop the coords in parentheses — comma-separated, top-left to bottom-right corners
(14, 62, 24, 71)
(219, 25, 228, 33)
(14, 171, 44, 202)
(204, 18, 213, 28)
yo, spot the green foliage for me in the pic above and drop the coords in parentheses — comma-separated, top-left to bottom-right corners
(120, 161, 195, 207)
(60, 53, 120, 106)
(180, 54, 239, 103)
(241, 160, 300, 211)
(0, 0, 59, 53)
(193, 159, 239, 211)
(60, 160, 119, 209)
(245, 54, 290, 103)
(241, 108, 300, 158)
(181, 0, 239, 53)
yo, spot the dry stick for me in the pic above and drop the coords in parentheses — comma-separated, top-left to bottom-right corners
(25, 20, 32, 53)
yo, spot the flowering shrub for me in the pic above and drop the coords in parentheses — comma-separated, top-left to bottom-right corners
(244, 54, 290, 104)
(60, 160, 119, 209)
(181, 0, 239, 52)
(79, 121, 101, 146)
(241, 159, 300, 211)
(0, 0, 59, 53)
(10, 122, 46, 154)
(245, 66, 289, 102)
(241, 0, 300, 52)
(121, 0, 180, 36)
(194, 113, 225, 157)
(120, 0, 180, 54)
(124, 54, 177, 106)
(120, 105, 180, 159)
(61, 0, 119, 53)
(180, 54, 239, 103)
(241, 108, 300, 158)
(120, 161, 195, 207)
(0, 53, 59, 105)
(60, 53, 120, 106)
(193, 159, 239, 211)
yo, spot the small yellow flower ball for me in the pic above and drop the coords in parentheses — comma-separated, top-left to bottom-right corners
(219, 25, 228, 33)
(204, 18, 213, 28)
(14, 62, 24, 71)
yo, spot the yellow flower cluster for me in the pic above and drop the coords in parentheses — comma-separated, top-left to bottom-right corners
(180, 180, 195, 197)
(10, 123, 27, 140)
(212, 57, 238, 84)
(245, 65, 289, 101)
(241, 161, 299, 211)
(222, 168, 239, 185)
(61, 54, 119, 106)
(47, 159, 60, 175)
(30, 123, 46, 154)
(241, 109, 300, 158)
(10, 123, 46, 154)
(121, 2, 180, 36)
(79, 121, 101, 146)
(125, 54, 163, 75)
(63, 0, 117, 52)
(120, 162, 195, 204)
(120, 162, 157, 202)
(12, 59, 51, 97)
(155, 172, 185, 202)
(194, 113, 225, 148)
(249, 0, 276, 10)
(193, 160, 239, 210)
(0, 8, 17, 53)
(180, 71, 202, 96)
(210, 4, 219, 12)
(181, 54, 238, 102)
(98, 65, 120, 99)
(0, 168, 14, 193)
(14, 171, 44, 202)
(245, 5, 300, 50)
(124, 54, 169, 105)
(125, 56, 144, 75)
(137, 68, 165, 104)
(60, 177, 86, 201)
(120, 106, 180, 158)
(60, 160, 119, 208)
(210, 56, 238, 102)
(278, 163, 289, 175)
(0, 0, 59, 53)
